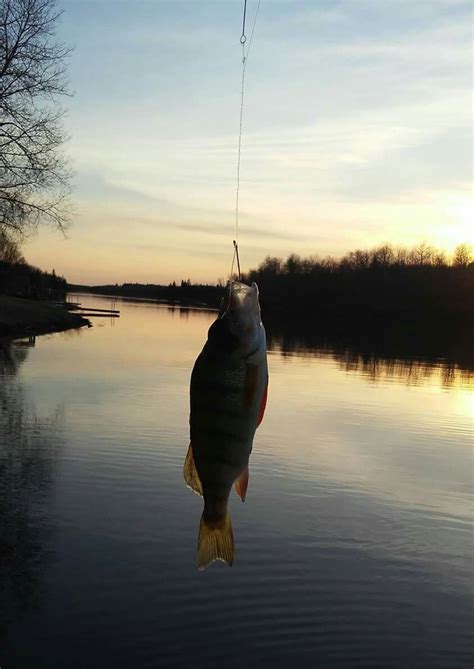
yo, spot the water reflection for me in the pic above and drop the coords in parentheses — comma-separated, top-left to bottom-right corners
(335, 352, 471, 387)
(166, 304, 216, 319)
(0, 298, 472, 668)
(0, 341, 63, 639)
(266, 316, 473, 388)
(160, 303, 473, 387)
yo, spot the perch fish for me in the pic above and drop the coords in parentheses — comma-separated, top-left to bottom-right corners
(184, 281, 268, 569)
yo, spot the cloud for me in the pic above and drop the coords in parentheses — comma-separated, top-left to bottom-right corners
(48, 0, 473, 283)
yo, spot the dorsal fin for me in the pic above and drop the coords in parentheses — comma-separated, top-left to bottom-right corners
(183, 444, 203, 496)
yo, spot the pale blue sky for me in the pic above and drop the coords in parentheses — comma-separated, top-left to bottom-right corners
(25, 0, 473, 284)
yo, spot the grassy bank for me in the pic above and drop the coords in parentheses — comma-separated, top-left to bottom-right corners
(0, 296, 89, 339)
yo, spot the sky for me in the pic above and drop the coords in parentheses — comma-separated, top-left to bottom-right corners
(23, 0, 473, 285)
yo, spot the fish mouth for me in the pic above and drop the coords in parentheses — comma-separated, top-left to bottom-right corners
(209, 281, 262, 355)
(219, 281, 259, 319)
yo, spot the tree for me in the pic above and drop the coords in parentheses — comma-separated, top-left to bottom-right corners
(0, 226, 24, 262)
(352, 249, 370, 270)
(411, 242, 433, 266)
(285, 253, 302, 275)
(371, 244, 394, 267)
(395, 247, 409, 266)
(0, 0, 71, 237)
(260, 256, 283, 275)
(432, 250, 447, 267)
(453, 243, 472, 267)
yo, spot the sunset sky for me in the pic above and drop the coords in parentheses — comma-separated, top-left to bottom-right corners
(24, 0, 473, 285)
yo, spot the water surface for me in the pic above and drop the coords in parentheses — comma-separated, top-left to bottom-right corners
(1, 295, 472, 668)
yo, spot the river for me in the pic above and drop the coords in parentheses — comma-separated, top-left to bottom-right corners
(0, 294, 472, 668)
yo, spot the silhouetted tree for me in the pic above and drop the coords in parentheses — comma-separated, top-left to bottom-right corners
(346, 249, 370, 270)
(453, 243, 472, 267)
(371, 244, 394, 267)
(395, 247, 409, 266)
(0, 0, 71, 236)
(285, 253, 302, 275)
(432, 250, 448, 267)
(0, 228, 24, 263)
(411, 242, 433, 266)
(245, 242, 473, 320)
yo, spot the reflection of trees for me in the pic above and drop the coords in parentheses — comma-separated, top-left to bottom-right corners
(266, 318, 473, 388)
(53, 327, 85, 342)
(335, 353, 469, 387)
(0, 339, 31, 376)
(0, 342, 63, 639)
(167, 305, 216, 319)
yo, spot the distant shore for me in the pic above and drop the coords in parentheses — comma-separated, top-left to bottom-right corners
(67, 283, 222, 309)
(0, 296, 90, 340)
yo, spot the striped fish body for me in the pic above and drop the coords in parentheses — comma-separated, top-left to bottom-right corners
(190, 337, 267, 507)
(184, 281, 268, 568)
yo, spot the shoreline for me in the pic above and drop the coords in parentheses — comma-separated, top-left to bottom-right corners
(70, 290, 218, 311)
(0, 296, 90, 341)
(69, 291, 219, 311)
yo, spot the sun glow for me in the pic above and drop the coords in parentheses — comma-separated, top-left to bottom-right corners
(441, 196, 474, 249)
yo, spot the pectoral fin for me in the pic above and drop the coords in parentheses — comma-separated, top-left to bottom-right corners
(198, 513, 234, 570)
(234, 466, 249, 502)
(183, 444, 203, 496)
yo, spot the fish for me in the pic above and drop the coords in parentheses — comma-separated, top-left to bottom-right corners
(184, 281, 268, 569)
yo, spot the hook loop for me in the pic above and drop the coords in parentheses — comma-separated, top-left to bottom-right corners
(240, 0, 247, 45)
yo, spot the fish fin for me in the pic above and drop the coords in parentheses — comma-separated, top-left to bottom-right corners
(234, 466, 249, 502)
(257, 380, 268, 427)
(198, 513, 234, 570)
(244, 363, 259, 407)
(183, 444, 203, 496)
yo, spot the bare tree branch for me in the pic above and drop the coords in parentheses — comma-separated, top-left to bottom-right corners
(0, 0, 71, 238)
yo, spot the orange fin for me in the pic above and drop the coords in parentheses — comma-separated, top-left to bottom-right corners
(183, 444, 203, 496)
(244, 363, 259, 407)
(198, 514, 234, 570)
(234, 466, 249, 502)
(257, 380, 268, 427)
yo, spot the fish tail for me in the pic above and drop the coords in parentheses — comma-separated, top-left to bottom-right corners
(198, 513, 234, 570)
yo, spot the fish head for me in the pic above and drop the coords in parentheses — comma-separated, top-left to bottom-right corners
(213, 281, 263, 356)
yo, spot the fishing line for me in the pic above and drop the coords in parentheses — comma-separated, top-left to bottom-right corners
(232, 0, 261, 281)
(240, 0, 247, 43)
(229, 240, 241, 282)
(224, 240, 242, 316)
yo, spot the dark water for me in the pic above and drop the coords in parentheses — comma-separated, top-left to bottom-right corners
(0, 295, 472, 668)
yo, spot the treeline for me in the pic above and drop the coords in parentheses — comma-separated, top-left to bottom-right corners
(245, 243, 473, 320)
(69, 279, 223, 307)
(69, 242, 473, 319)
(0, 232, 67, 300)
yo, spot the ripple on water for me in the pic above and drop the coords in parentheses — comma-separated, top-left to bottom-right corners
(0, 301, 472, 669)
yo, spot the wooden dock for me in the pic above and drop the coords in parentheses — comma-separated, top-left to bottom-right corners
(79, 312, 120, 318)
(74, 306, 120, 314)
(52, 301, 120, 318)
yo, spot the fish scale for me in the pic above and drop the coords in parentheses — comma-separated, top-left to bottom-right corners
(191, 358, 250, 444)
